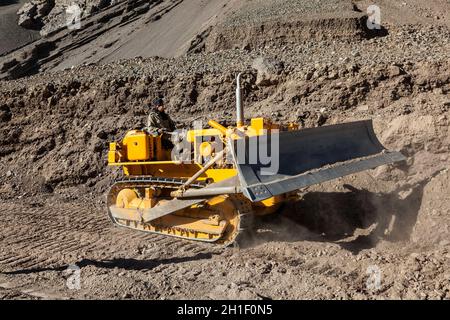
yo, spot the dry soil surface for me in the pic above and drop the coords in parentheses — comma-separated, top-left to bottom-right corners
(0, 0, 449, 300)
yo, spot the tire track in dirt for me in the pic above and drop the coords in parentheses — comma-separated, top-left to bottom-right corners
(0, 200, 208, 276)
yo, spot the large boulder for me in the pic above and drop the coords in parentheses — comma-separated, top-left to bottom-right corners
(17, 0, 55, 30)
(17, 0, 112, 35)
(17, 2, 40, 29)
(252, 56, 284, 86)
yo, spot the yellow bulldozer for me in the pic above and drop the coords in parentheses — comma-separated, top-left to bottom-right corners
(107, 74, 405, 246)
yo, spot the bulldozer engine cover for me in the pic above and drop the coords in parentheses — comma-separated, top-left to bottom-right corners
(231, 120, 406, 202)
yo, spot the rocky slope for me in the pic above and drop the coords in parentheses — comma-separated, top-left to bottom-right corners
(0, 0, 40, 55)
(1, 0, 388, 79)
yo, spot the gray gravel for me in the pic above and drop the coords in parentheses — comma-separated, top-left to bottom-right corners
(224, 0, 356, 26)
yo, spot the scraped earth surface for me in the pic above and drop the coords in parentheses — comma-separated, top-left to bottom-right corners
(0, 0, 449, 299)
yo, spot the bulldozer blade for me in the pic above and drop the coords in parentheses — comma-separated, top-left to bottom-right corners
(230, 120, 406, 202)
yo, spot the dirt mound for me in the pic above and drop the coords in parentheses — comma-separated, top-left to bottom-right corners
(204, 0, 369, 52)
(412, 170, 450, 246)
(205, 15, 368, 53)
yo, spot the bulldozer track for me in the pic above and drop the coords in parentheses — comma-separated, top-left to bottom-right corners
(106, 178, 254, 246)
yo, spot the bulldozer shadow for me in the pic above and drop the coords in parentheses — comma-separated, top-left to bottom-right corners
(255, 181, 427, 254)
(72, 253, 215, 271)
(2, 252, 215, 275)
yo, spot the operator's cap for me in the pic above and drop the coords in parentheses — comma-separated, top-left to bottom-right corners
(153, 98, 164, 107)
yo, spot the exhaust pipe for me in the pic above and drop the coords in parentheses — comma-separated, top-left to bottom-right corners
(171, 186, 241, 198)
(236, 73, 244, 127)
